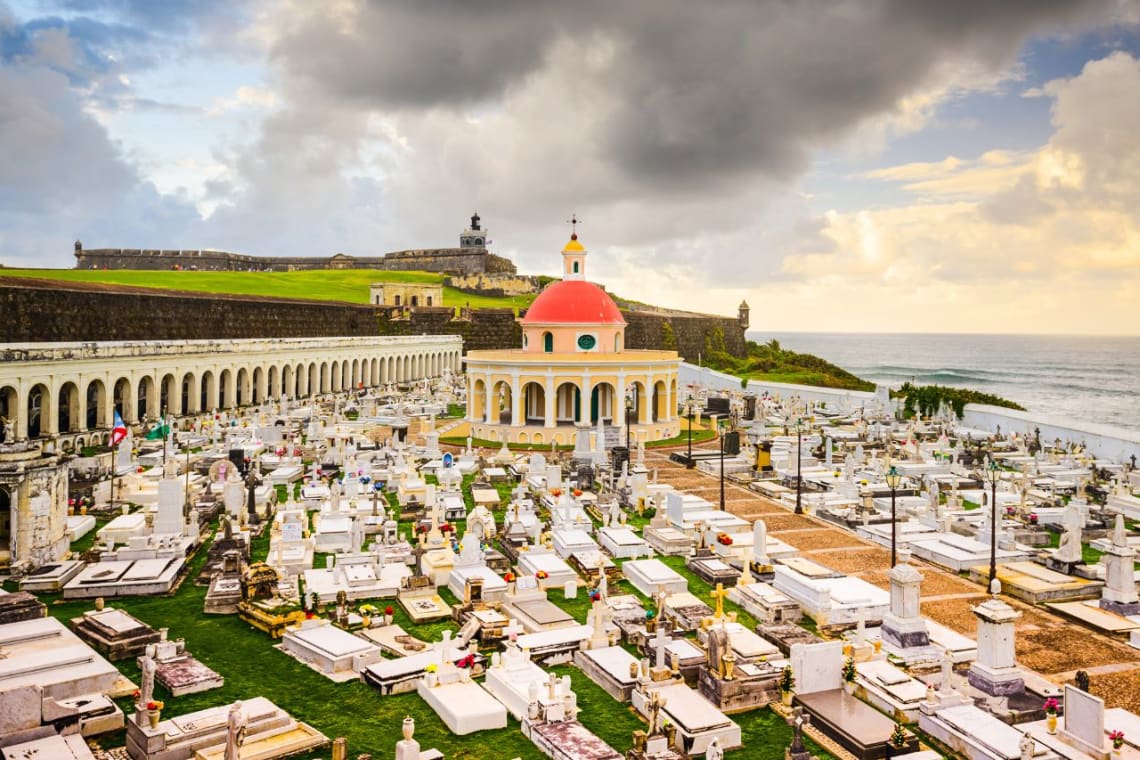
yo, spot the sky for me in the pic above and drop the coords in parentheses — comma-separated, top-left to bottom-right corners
(2, 1, 1140, 335)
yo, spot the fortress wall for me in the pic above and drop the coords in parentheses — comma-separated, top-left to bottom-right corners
(0, 279, 746, 359)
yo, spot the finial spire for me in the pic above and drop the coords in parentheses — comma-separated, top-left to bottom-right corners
(567, 213, 580, 240)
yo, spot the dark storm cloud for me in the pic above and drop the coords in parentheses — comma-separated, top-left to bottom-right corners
(275, 0, 1108, 188)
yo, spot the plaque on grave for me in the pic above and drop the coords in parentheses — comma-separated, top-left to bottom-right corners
(611, 446, 629, 472)
(228, 449, 248, 476)
(723, 431, 740, 456)
(578, 466, 595, 491)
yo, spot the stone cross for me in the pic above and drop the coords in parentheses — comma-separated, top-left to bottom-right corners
(786, 706, 810, 754)
(710, 582, 729, 619)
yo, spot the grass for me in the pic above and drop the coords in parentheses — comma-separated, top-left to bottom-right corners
(7, 471, 843, 759)
(3, 268, 538, 312)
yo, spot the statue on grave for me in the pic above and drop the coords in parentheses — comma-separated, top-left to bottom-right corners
(224, 701, 246, 760)
(645, 689, 667, 737)
(1019, 730, 1034, 760)
(139, 645, 157, 709)
(705, 737, 724, 760)
(1075, 670, 1090, 692)
(707, 625, 731, 680)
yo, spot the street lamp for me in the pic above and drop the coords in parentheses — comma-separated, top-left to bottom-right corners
(794, 417, 805, 514)
(625, 386, 635, 452)
(885, 465, 902, 567)
(986, 458, 1001, 591)
(686, 401, 696, 468)
(719, 417, 726, 511)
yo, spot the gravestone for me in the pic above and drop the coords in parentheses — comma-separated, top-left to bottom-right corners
(1059, 684, 1104, 756)
(967, 596, 1023, 697)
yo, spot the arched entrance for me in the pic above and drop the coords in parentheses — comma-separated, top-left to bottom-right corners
(86, 379, 106, 430)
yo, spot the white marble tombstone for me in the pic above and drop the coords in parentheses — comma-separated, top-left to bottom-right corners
(1060, 684, 1105, 755)
(1100, 514, 1140, 614)
(967, 596, 1023, 696)
(752, 519, 770, 567)
(880, 548, 930, 649)
(1052, 502, 1084, 564)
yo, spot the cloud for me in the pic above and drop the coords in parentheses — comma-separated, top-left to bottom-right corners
(769, 51, 1140, 333)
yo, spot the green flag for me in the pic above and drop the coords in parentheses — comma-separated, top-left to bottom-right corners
(145, 423, 170, 441)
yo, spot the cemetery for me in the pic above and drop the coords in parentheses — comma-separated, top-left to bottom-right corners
(3, 260, 1140, 760)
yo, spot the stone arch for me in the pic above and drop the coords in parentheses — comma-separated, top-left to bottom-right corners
(252, 366, 264, 404)
(310, 364, 320, 396)
(590, 381, 616, 424)
(218, 369, 232, 409)
(543, 332, 553, 353)
(518, 431, 529, 444)
(85, 379, 106, 430)
(267, 365, 278, 399)
(522, 381, 546, 424)
(533, 432, 544, 445)
(471, 378, 486, 422)
(200, 370, 216, 412)
(57, 381, 80, 433)
(491, 380, 512, 425)
(628, 380, 648, 424)
(113, 377, 133, 423)
(554, 382, 581, 423)
(370, 357, 379, 386)
(28, 382, 50, 438)
(159, 372, 177, 415)
(328, 361, 340, 392)
(653, 380, 667, 422)
(136, 375, 156, 421)
(351, 359, 360, 388)
(236, 367, 251, 406)
(342, 360, 352, 391)
(282, 365, 293, 399)
(181, 372, 197, 415)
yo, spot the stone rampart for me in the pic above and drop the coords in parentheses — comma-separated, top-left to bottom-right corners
(73, 245, 516, 275)
(0, 278, 745, 359)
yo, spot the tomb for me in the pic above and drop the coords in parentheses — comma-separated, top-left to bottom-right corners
(515, 624, 593, 666)
(0, 734, 97, 760)
(968, 561, 1102, 604)
(304, 555, 411, 602)
(575, 645, 641, 701)
(790, 640, 916, 760)
(447, 564, 508, 604)
(501, 576, 577, 634)
(398, 575, 452, 623)
(773, 563, 890, 629)
(853, 659, 929, 723)
(623, 559, 688, 597)
(524, 718, 622, 760)
(686, 554, 741, 587)
(644, 525, 696, 556)
(278, 618, 383, 682)
(0, 617, 124, 745)
(62, 555, 186, 599)
(124, 696, 327, 760)
(17, 560, 84, 593)
(484, 640, 574, 720)
(552, 528, 599, 559)
(517, 551, 578, 590)
(70, 607, 162, 661)
(696, 622, 781, 713)
(597, 525, 650, 559)
(203, 550, 244, 615)
(1100, 514, 1140, 616)
(142, 637, 224, 697)
(757, 623, 824, 655)
(726, 581, 802, 625)
(0, 591, 47, 624)
(632, 682, 742, 755)
(661, 591, 715, 632)
(415, 635, 507, 735)
(967, 595, 1024, 697)
(919, 702, 1049, 760)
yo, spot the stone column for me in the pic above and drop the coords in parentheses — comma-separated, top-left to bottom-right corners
(1100, 514, 1140, 615)
(510, 379, 521, 427)
(484, 376, 495, 424)
(638, 379, 651, 424)
(578, 378, 591, 425)
(75, 380, 88, 433)
(543, 377, 556, 428)
(665, 375, 673, 422)
(967, 596, 1023, 696)
(881, 549, 930, 649)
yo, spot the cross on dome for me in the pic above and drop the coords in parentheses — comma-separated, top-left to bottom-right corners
(566, 213, 581, 240)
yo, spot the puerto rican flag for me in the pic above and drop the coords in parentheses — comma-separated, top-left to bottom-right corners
(111, 410, 128, 447)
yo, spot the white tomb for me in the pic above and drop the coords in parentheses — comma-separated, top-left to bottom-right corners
(623, 559, 688, 597)
(278, 619, 382, 682)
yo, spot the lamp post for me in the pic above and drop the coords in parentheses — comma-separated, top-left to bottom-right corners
(885, 465, 901, 568)
(794, 417, 805, 515)
(719, 417, 726, 511)
(625, 386, 634, 453)
(686, 401, 695, 468)
(986, 458, 1001, 590)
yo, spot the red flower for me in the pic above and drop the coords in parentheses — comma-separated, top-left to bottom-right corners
(146, 701, 160, 711)
(573, 489, 582, 497)
(384, 606, 394, 616)
(536, 570, 549, 580)
(503, 572, 515, 583)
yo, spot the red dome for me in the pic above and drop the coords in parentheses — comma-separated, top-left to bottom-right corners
(522, 280, 625, 325)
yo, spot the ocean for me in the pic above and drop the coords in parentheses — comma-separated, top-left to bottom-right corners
(751, 332, 1140, 432)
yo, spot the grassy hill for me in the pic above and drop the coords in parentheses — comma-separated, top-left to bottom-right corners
(1, 268, 538, 311)
(703, 338, 876, 391)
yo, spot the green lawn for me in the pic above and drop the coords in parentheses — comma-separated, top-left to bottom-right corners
(2, 268, 537, 311)
(8, 472, 839, 759)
